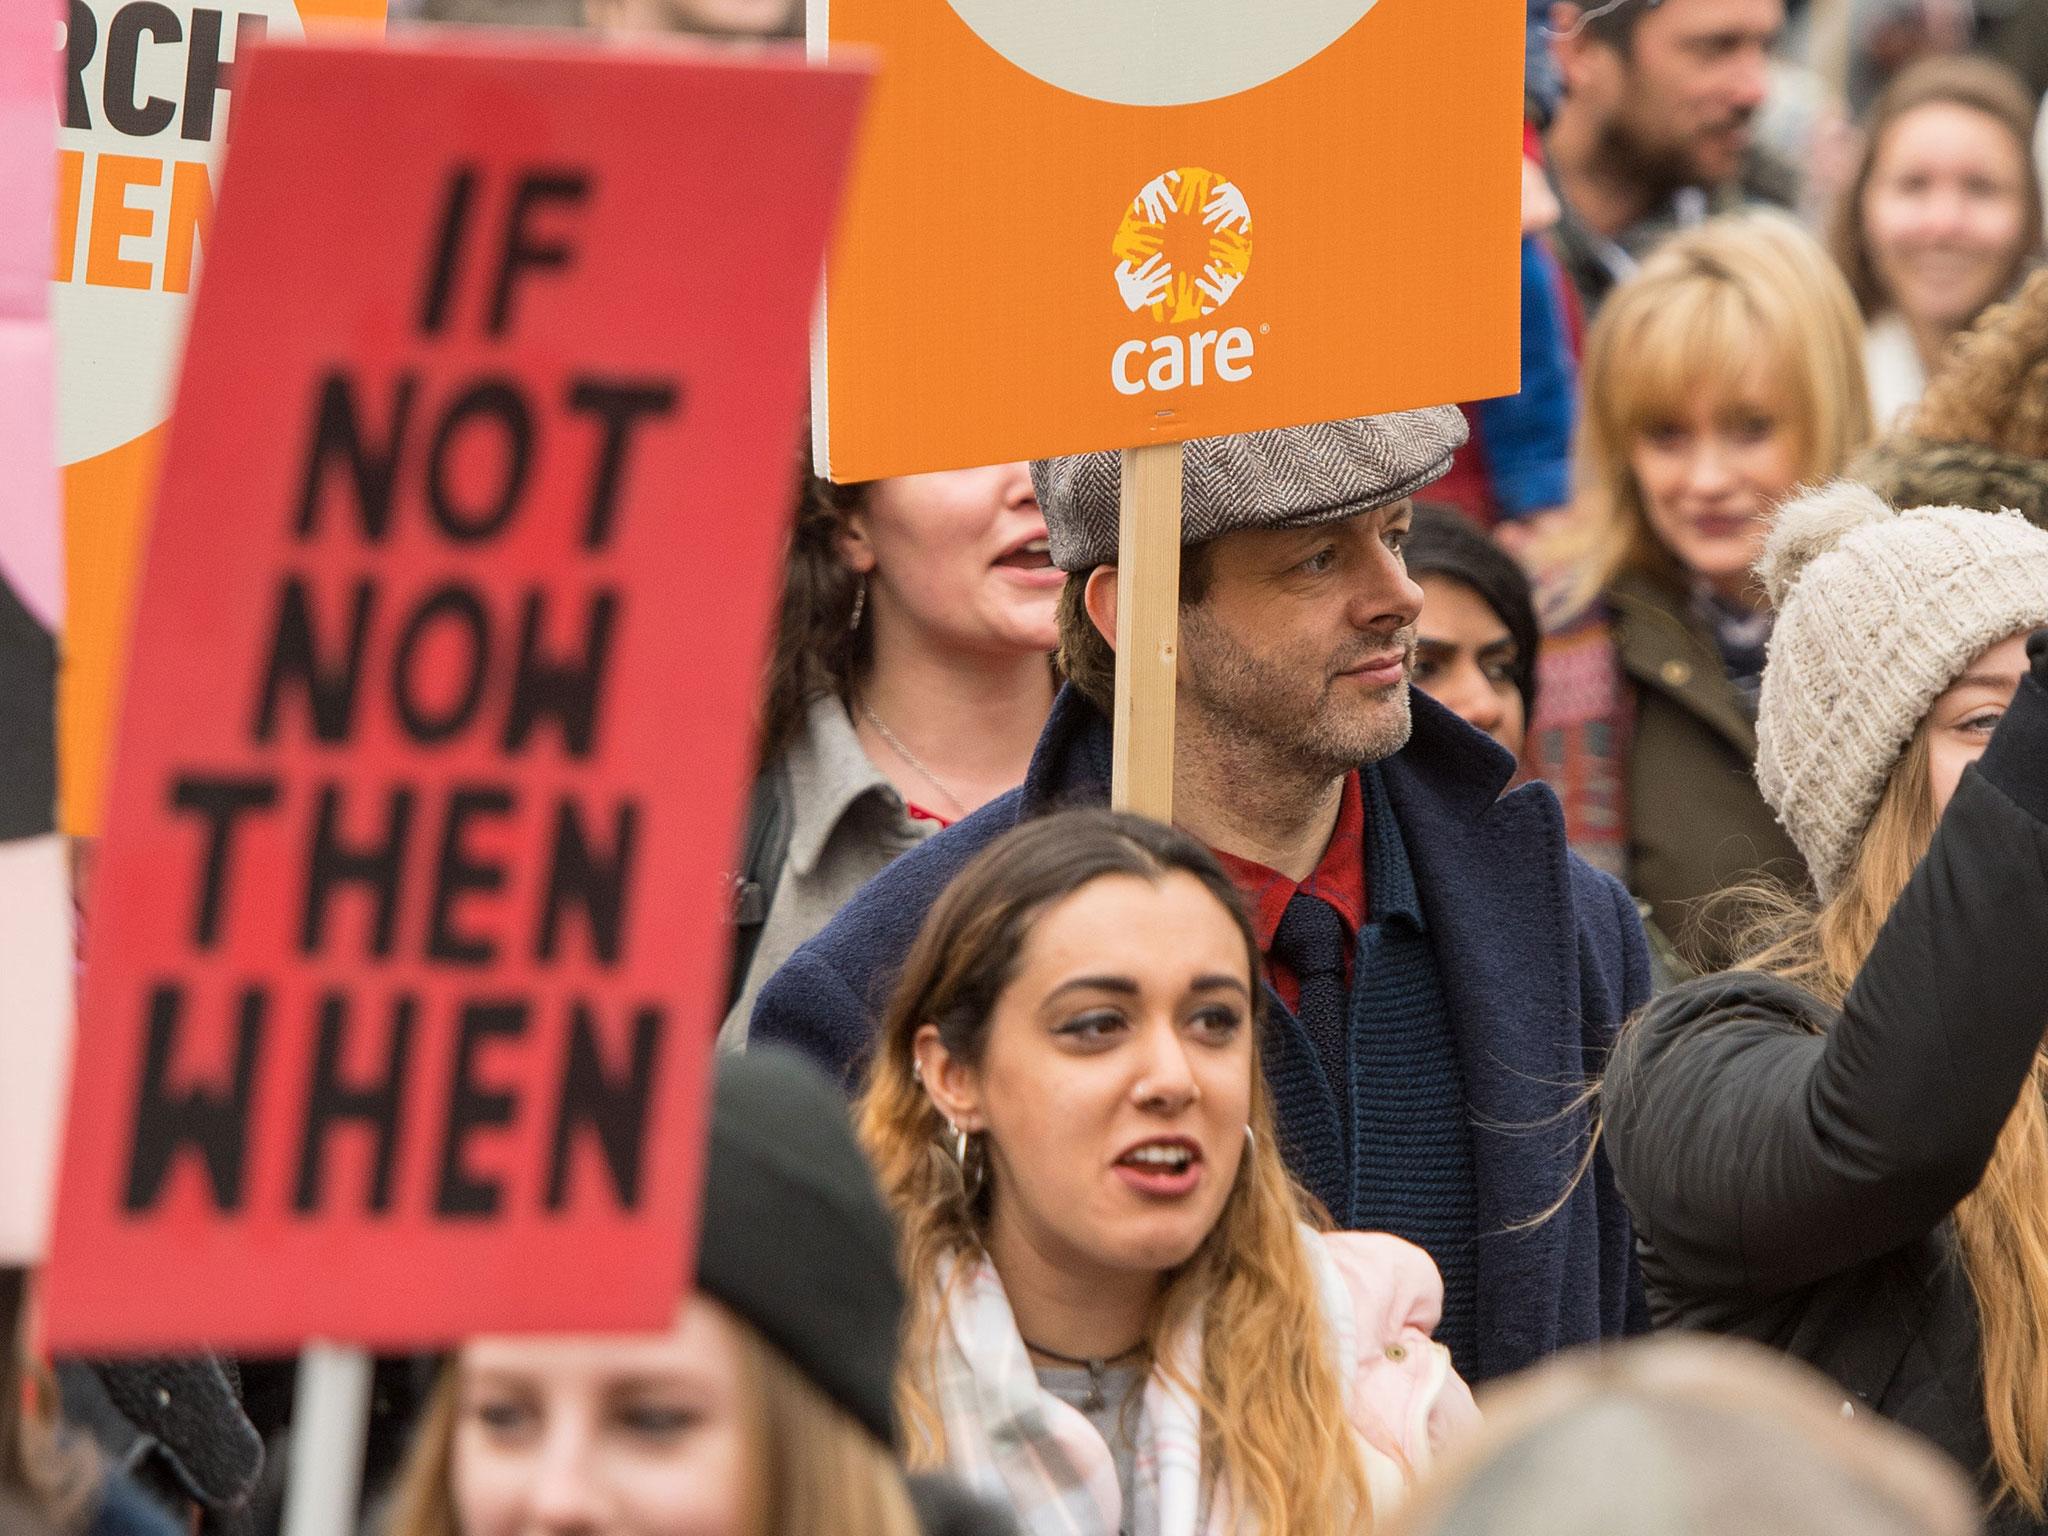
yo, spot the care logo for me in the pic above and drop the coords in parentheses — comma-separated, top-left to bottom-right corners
(1109, 166, 1259, 397)
(1112, 166, 1252, 322)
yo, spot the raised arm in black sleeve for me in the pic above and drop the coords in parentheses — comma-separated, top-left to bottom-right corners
(1605, 632, 2048, 1298)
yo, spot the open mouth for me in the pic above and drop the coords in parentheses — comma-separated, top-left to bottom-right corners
(1114, 1138, 1204, 1197)
(994, 536, 1054, 572)
(1122, 1143, 1195, 1172)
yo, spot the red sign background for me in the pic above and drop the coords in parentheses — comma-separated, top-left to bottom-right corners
(41, 35, 868, 1353)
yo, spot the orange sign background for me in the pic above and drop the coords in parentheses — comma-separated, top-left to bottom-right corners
(814, 0, 1524, 482)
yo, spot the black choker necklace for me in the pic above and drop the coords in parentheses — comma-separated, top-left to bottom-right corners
(1021, 1336, 1146, 1411)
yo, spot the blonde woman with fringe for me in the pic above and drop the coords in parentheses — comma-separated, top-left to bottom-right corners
(1602, 481, 2048, 1534)
(856, 809, 1477, 1536)
(1532, 209, 1871, 974)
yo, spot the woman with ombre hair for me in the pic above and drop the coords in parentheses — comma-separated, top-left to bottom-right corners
(856, 809, 1476, 1536)
(1532, 209, 1872, 975)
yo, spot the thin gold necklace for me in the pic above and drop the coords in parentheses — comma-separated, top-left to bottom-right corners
(857, 697, 966, 816)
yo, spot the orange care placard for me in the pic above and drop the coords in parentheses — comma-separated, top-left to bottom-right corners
(812, 0, 1524, 481)
(41, 35, 869, 1353)
(57, 0, 386, 838)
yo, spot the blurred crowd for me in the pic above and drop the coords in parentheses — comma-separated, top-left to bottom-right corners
(11, 0, 2048, 1533)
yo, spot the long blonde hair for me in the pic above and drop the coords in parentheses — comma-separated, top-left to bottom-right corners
(1743, 728, 2048, 1517)
(383, 1313, 921, 1536)
(855, 810, 1375, 1534)
(1563, 210, 1872, 613)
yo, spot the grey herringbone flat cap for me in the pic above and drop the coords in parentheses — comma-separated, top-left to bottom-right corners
(1032, 408, 1468, 572)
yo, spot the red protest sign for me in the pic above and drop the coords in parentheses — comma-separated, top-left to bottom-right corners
(40, 35, 869, 1354)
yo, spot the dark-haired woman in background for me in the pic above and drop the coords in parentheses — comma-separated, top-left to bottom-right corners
(723, 464, 1059, 1047)
(1405, 505, 1539, 764)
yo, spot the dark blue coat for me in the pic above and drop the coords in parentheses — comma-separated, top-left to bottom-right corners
(752, 685, 1651, 1381)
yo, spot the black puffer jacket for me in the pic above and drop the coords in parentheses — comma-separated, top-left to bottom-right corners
(1605, 632, 2048, 1534)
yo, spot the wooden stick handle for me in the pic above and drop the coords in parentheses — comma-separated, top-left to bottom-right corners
(1110, 442, 1183, 819)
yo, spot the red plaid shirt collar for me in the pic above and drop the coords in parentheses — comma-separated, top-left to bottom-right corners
(1210, 771, 1369, 1001)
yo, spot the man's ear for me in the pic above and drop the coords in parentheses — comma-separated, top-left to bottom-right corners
(1548, 1, 1597, 91)
(913, 1025, 984, 1132)
(1083, 564, 1121, 652)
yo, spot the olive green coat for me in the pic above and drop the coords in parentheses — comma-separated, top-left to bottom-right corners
(1607, 572, 1807, 972)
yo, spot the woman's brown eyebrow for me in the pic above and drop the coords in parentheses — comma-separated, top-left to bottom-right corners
(1042, 974, 1250, 1002)
(1043, 975, 1141, 1003)
(602, 1373, 691, 1396)
(1950, 671, 2023, 693)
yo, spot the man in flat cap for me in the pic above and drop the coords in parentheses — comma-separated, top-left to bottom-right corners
(753, 410, 1650, 1384)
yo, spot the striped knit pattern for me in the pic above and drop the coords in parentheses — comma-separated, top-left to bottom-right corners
(1343, 766, 1479, 1382)
(1756, 484, 2048, 897)
(1031, 409, 1469, 572)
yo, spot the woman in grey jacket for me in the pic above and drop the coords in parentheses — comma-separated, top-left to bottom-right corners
(1603, 482, 2048, 1533)
(721, 465, 1059, 1046)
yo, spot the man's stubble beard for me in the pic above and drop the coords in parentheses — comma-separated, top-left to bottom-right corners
(1177, 603, 1416, 787)
(1601, 83, 1755, 201)
(1594, 111, 1703, 203)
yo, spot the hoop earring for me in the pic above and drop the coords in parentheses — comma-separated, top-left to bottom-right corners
(1244, 1124, 1256, 1154)
(947, 1121, 987, 1203)
(847, 576, 867, 633)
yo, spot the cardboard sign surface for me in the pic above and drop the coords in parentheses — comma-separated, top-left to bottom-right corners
(812, 0, 1522, 480)
(58, 0, 387, 838)
(0, 0, 74, 1266)
(42, 35, 868, 1352)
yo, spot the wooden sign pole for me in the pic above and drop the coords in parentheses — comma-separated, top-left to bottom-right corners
(1110, 442, 1184, 819)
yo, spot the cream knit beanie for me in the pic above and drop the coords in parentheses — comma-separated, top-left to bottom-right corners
(1755, 481, 2048, 900)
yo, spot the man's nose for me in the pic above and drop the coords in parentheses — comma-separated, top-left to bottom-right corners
(1742, 40, 1775, 100)
(1355, 546, 1424, 631)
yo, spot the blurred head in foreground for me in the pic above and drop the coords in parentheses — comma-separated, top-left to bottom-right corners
(1382, 1334, 1980, 1536)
